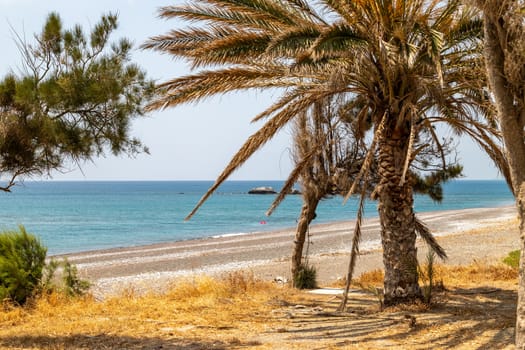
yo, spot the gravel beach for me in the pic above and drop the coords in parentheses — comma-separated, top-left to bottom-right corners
(58, 206, 519, 297)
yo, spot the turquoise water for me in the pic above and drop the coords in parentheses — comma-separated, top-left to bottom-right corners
(0, 180, 514, 255)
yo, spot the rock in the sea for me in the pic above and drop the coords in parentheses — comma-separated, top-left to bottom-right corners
(248, 186, 277, 194)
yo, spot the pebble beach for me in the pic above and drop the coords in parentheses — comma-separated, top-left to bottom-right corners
(55, 205, 519, 297)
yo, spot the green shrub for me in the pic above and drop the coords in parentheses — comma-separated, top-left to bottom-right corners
(0, 226, 47, 305)
(503, 250, 520, 269)
(418, 251, 436, 305)
(293, 263, 318, 289)
(41, 258, 90, 297)
(0, 227, 90, 305)
(41, 258, 60, 291)
(61, 259, 91, 297)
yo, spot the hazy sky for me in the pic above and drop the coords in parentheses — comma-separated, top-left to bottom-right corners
(0, 0, 503, 181)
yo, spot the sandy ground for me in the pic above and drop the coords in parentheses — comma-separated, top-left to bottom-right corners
(57, 206, 519, 297)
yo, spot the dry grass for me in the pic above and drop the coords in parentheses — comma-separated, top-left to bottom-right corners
(0, 265, 519, 349)
(353, 261, 518, 288)
(0, 271, 296, 349)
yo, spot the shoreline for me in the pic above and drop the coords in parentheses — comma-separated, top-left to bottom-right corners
(60, 205, 519, 297)
(53, 204, 515, 259)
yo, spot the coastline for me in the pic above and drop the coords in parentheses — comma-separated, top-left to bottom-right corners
(58, 205, 519, 297)
(10, 180, 513, 256)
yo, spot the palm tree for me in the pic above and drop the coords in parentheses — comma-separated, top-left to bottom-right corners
(278, 102, 342, 286)
(474, 0, 525, 346)
(144, 0, 508, 305)
(286, 1, 508, 304)
(266, 98, 368, 286)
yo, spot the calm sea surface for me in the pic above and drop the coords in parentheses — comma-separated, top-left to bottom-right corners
(0, 180, 514, 255)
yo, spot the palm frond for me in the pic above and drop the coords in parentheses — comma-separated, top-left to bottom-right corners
(200, 0, 313, 27)
(284, 0, 327, 25)
(321, 0, 354, 25)
(308, 22, 367, 61)
(343, 112, 386, 203)
(185, 111, 294, 220)
(266, 26, 321, 58)
(189, 32, 273, 68)
(422, 118, 447, 167)
(399, 113, 418, 186)
(266, 149, 313, 216)
(251, 76, 353, 122)
(146, 66, 291, 111)
(141, 26, 242, 53)
(429, 116, 512, 191)
(338, 182, 367, 312)
(443, 16, 483, 46)
(157, 2, 292, 31)
(415, 216, 447, 259)
(185, 88, 336, 220)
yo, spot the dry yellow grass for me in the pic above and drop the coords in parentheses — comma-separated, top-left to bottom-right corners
(1, 271, 296, 349)
(0, 265, 518, 349)
(354, 261, 518, 287)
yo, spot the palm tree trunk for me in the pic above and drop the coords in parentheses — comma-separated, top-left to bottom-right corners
(483, 13, 525, 192)
(291, 193, 319, 285)
(483, 12, 525, 347)
(377, 135, 422, 306)
(516, 184, 525, 349)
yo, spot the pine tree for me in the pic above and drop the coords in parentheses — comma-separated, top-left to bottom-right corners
(0, 12, 155, 191)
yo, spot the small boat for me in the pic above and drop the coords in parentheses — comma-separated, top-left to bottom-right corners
(248, 186, 277, 194)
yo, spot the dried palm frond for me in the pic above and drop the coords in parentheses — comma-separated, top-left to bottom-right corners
(266, 149, 314, 217)
(415, 217, 447, 260)
(338, 183, 368, 312)
(343, 112, 386, 203)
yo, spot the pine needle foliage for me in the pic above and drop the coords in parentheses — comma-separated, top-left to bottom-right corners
(0, 12, 155, 191)
(0, 227, 90, 305)
(60, 259, 91, 298)
(0, 226, 46, 305)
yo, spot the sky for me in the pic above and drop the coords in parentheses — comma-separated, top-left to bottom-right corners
(0, 0, 503, 181)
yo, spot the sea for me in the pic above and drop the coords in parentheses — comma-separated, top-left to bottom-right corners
(0, 180, 514, 255)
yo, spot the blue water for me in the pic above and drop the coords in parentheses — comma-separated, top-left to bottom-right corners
(0, 180, 514, 255)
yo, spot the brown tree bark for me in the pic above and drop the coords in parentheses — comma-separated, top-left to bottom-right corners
(482, 7, 525, 348)
(483, 13, 525, 191)
(517, 184, 525, 348)
(377, 134, 422, 306)
(291, 193, 320, 285)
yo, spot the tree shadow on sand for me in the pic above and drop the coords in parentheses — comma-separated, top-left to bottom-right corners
(0, 334, 257, 350)
(266, 286, 516, 349)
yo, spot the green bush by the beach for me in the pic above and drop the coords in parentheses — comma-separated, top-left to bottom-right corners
(503, 250, 520, 269)
(293, 263, 318, 289)
(0, 226, 90, 306)
(61, 259, 91, 297)
(0, 226, 47, 305)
